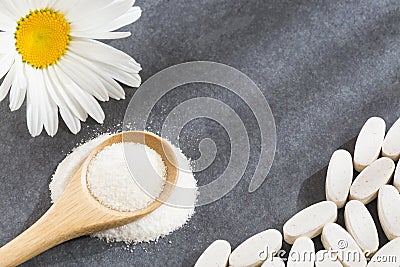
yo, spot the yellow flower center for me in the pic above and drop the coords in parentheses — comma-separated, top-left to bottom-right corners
(15, 9, 71, 69)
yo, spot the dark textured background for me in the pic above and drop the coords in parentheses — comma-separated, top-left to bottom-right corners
(1, 0, 400, 266)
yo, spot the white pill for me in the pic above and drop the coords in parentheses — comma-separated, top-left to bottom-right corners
(393, 163, 400, 192)
(315, 250, 343, 267)
(378, 185, 400, 240)
(382, 117, 400, 161)
(321, 223, 367, 267)
(261, 257, 285, 267)
(344, 200, 379, 255)
(287, 236, 315, 267)
(195, 240, 231, 267)
(367, 237, 400, 267)
(326, 150, 353, 208)
(349, 157, 395, 204)
(283, 201, 338, 244)
(353, 117, 385, 172)
(229, 229, 282, 267)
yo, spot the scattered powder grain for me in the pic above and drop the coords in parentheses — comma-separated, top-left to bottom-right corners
(50, 133, 198, 244)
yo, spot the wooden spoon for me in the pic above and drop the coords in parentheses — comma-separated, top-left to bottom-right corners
(0, 131, 179, 267)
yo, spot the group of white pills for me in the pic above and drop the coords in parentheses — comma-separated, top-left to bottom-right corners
(194, 117, 400, 267)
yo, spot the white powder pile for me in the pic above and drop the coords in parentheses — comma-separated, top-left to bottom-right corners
(87, 142, 166, 212)
(50, 133, 198, 244)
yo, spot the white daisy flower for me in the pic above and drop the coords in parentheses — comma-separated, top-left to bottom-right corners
(0, 0, 142, 137)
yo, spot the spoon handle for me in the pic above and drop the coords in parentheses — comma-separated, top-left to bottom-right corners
(0, 203, 79, 267)
(0, 172, 115, 267)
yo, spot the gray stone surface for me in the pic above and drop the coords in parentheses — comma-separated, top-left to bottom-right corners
(1, 0, 400, 266)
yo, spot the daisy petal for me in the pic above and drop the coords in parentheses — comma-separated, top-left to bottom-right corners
(100, 76, 126, 100)
(0, 52, 16, 80)
(0, 2, 17, 30)
(58, 56, 109, 101)
(0, 32, 15, 53)
(27, 0, 43, 11)
(36, 70, 58, 136)
(41, 68, 71, 113)
(69, 39, 141, 73)
(44, 68, 88, 132)
(44, 105, 59, 137)
(38, 83, 58, 137)
(96, 61, 141, 87)
(6, 1, 30, 19)
(70, 0, 133, 31)
(61, 0, 115, 22)
(0, 62, 16, 102)
(69, 39, 132, 62)
(59, 106, 81, 134)
(49, 0, 80, 17)
(45, 0, 59, 9)
(10, 81, 26, 111)
(25, 65, 60, 137)
(70, 31, 131, 40)
(0, 17, 14, 32)
(26, 66, 44, 137)
(47, 66, 88, 122)
(55, 69, 105, 123)
(101, 6, 142, 32)
(68, 51, 126, 100)
(9, 59, 27, 111)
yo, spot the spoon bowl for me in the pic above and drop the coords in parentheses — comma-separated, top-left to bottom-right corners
(0, 131, 178, 267)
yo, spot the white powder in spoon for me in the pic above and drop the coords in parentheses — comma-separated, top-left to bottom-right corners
(50, 133, 198, 244)
(87, 142, 166, 212)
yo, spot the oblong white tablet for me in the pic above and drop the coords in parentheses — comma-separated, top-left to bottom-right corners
(287, 236, 315, 267)
(393, 163, 400, 192)
(353, 117, 385, 172)
(378, 185, 400, 240)
(261, 257, 285, 267)
(229, 229, 282, 267)
(195, 240, 231, 267)
(367, 238, 400, 267)
(283, 201, 338, 244)
(349, 157, 395, 204)
(326, 150, 353, 208)
(344, 200, 379, 255)
(321, 223, 367, 267)
(315, 250, 343, 267)
(382, 117, 400, 161)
